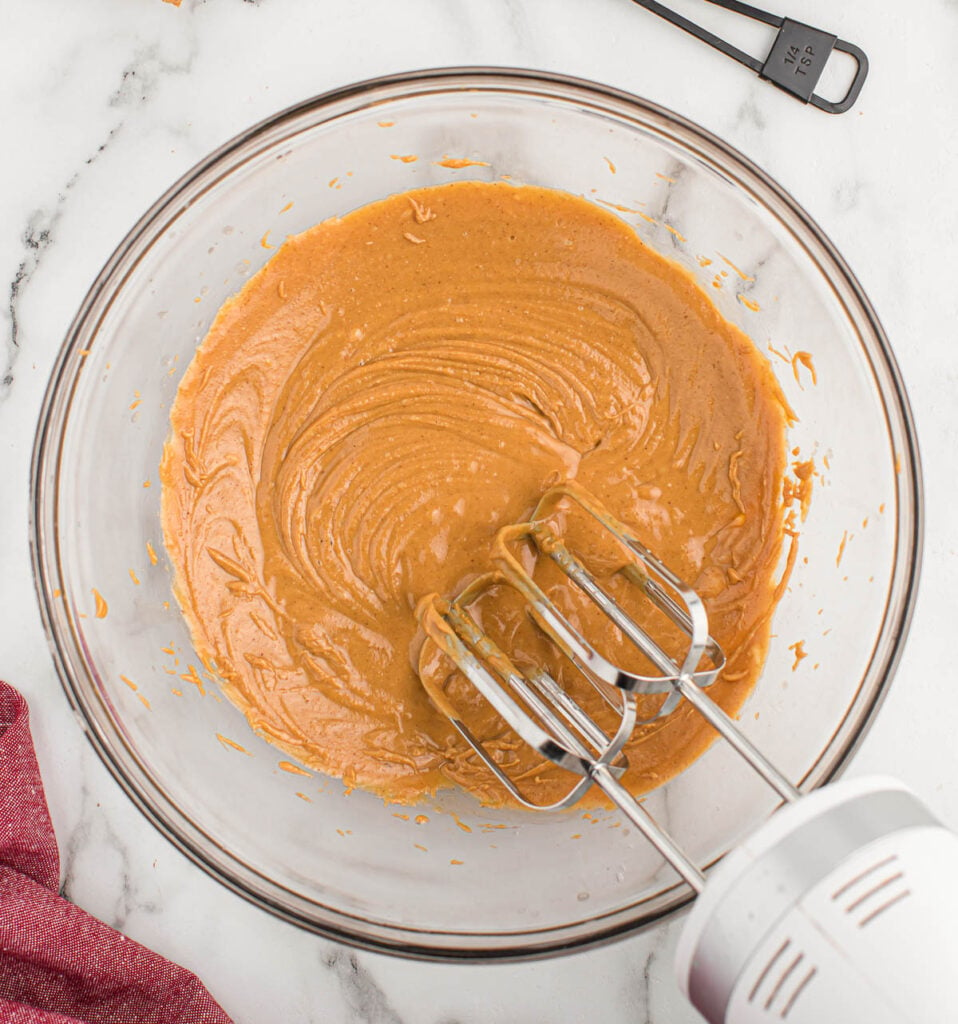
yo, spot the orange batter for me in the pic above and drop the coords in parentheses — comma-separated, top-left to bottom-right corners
(161, 182, 791, 806)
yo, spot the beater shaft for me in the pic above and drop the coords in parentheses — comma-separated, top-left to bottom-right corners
(675, 675, 800, 803)
(590, 762, 706, 892)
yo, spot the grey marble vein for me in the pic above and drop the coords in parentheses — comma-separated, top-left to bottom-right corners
(109, 38, 198, 110)
(733, 94, 767, 134)
(640, 948, 658, 1024)
(3, 23, 200, 401)
(645, 160, 687, 245)
(322, 949, 406, 1024)
(2, 124, 121, 398)
(72, 815, 136, 930)
(833, 176, 864, 213)
(501, 0, 536, 58)
(2, 130, 109, 398)
(58, 769, 93, 903)
(59, 754, 160, 931)
(7, 208, 58, 356)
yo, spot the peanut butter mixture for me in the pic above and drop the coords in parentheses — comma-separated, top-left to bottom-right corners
(161, 182, 791, 806)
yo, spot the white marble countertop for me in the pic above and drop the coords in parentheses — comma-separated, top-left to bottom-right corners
(3, 2, 957, 1021)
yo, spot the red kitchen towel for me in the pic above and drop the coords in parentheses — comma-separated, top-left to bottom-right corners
(0, 681, 233, 1024)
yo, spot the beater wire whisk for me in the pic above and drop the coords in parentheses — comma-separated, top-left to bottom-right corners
(418, 481, 800, 892)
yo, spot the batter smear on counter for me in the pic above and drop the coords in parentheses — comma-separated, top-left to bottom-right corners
(161, 181, 791, 805)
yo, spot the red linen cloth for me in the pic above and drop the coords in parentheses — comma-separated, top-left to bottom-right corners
(0, 681, 232, 1023)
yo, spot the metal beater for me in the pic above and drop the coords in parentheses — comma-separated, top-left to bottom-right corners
(418, 480, 799, 893)
(417, 482, 958, 1024)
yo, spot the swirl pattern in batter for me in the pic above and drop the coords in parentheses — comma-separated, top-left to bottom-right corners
(161, 181, 791, 805)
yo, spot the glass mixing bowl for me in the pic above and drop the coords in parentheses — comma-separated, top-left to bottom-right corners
(32, 69, 921, 959)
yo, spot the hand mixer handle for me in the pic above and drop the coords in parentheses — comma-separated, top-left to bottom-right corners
(675, 776, 958, 1023)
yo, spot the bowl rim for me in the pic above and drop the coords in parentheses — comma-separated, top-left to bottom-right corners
(30, 65, 924, 962)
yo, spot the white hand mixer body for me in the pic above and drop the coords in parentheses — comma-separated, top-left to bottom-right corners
(417, 484, 954, 1024)
(676, 775, 958, 1023)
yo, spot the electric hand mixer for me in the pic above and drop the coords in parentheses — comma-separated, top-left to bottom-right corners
(418, 482, 957, 1024)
